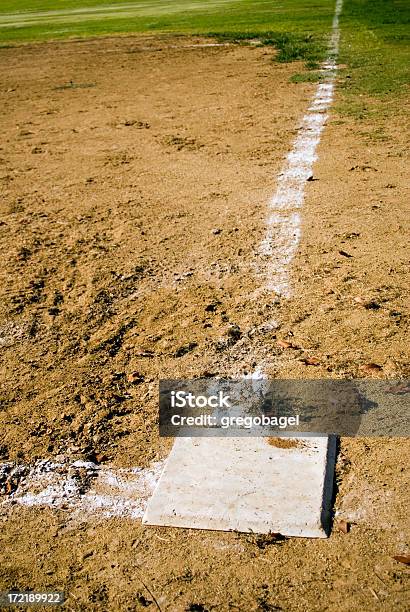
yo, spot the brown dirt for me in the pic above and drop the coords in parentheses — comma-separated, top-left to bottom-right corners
(0, 35, 409, 611)
(267, 438, 302, 449)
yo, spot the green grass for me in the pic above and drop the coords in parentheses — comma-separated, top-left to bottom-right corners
(280, 0, 409, 114)
(0, 0, 335, 46)
(211, 31, 326, 64)
(289, 71, 325, 83)
(337, 0, 410, 116)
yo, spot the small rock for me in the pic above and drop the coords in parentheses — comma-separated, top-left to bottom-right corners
(227, 324, 241, 343)
(337, 519, 350, 534)
(364, 301, 381, 310)
(301, 357, 321, 366)
(361, 363, 383, 373)
(127, 371, 145, 384)
(94, 453, 108, 464)
(277, 339, 293, 349)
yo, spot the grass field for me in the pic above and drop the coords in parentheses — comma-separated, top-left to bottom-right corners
(338, 0, 409, 118)
(0, 0, 336, 42)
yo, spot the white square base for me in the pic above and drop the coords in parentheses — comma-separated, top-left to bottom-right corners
(143, 436, 336, 538)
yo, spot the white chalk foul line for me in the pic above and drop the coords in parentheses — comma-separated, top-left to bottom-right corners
(260, 0, 343, 297)
(0, 459, 164, 521)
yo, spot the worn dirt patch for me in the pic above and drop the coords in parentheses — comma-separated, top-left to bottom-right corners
(0, 34, 409, 611)
(0, 35, 307, 468)
(267, 437, 303, 449)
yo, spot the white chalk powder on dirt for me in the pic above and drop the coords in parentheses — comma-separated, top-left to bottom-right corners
(0, 459, 164, 520)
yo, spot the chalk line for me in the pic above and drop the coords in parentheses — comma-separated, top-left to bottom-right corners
(0, 459, 164, 521)
(259, 0, 343, 297)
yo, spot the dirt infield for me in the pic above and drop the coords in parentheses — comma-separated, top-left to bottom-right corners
(0, 36, 409, 610)
(0, 36, 309, 466)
